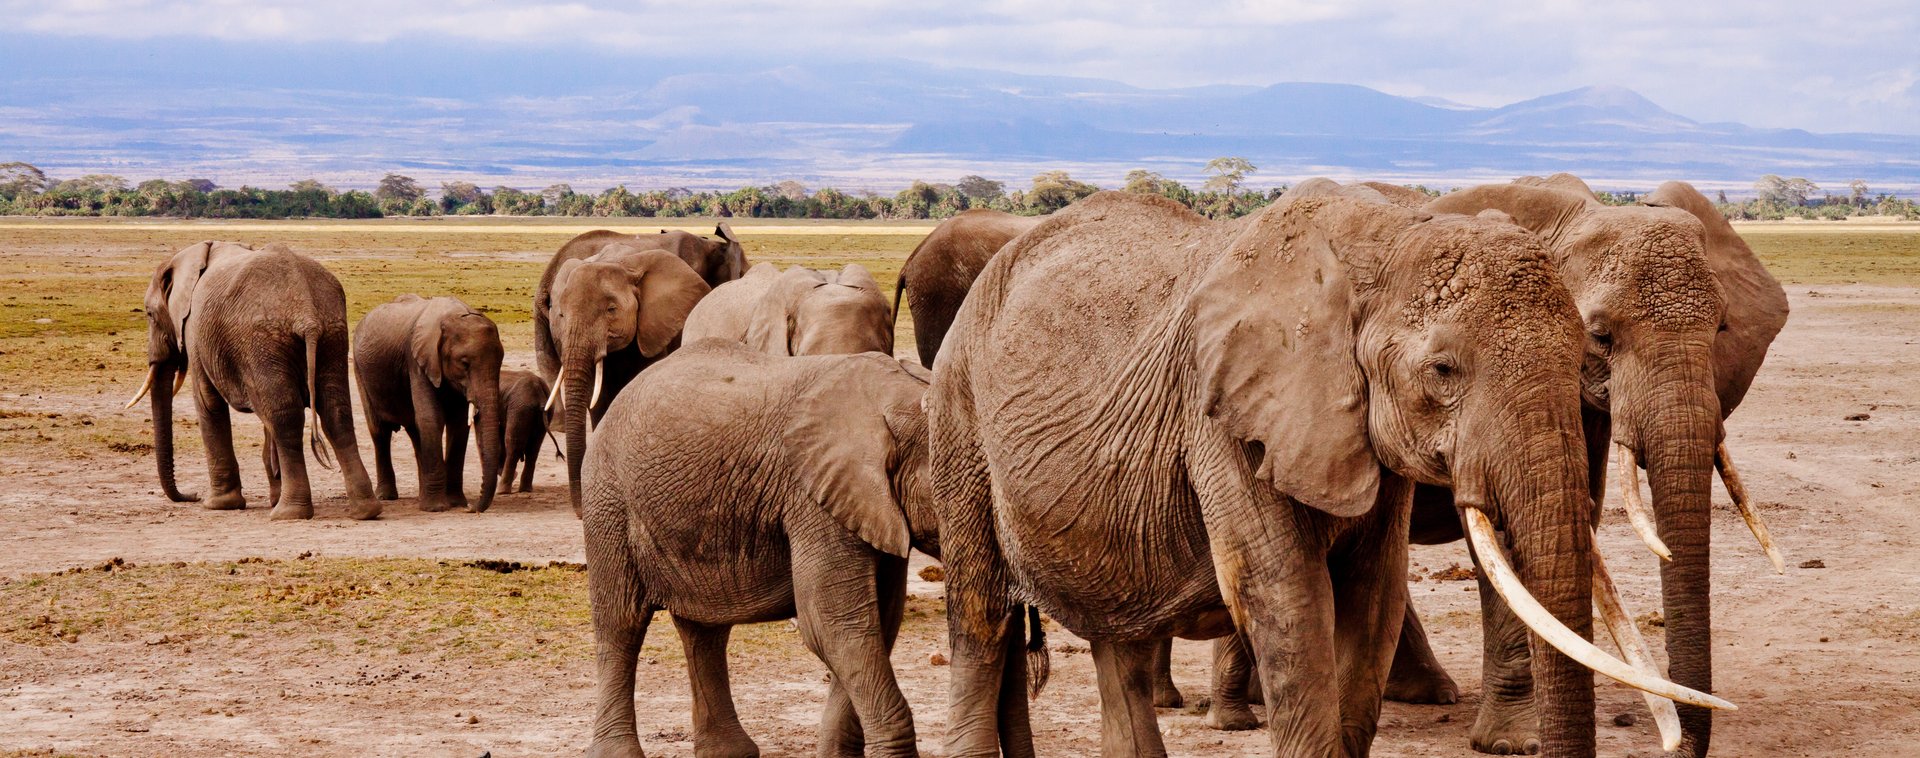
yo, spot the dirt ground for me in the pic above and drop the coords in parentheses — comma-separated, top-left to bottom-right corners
(4, 222, 1920, 756)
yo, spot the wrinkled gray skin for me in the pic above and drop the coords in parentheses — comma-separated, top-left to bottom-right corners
(1377, 174, 1787, 757)
(536, 225, 745, 378)
(354, 295, 505, 514)
(495, 370, 555, 495)
(541, 244, 712, 514)
(932, 191, 1597, 757)
(582, 341, 939, 758)
(684, 262, 894, 356)
(893, 209, 1041, 368)
(139, 241, 377, 520)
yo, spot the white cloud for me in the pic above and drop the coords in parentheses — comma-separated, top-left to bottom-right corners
(4, 0, 1917, 132)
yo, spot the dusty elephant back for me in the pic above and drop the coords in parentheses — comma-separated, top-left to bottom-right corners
(188, 245, 348, 410)
(899, 209, 1043, 367)
(682, 262, 782, 344)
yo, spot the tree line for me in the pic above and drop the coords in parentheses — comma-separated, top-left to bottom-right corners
(1, 161, 1912, 221)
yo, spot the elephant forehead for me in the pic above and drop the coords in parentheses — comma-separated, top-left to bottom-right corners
(1395, 222, 1583, 365)
(1580, 213, 1722, 330)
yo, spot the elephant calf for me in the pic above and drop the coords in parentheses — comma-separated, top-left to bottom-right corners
(496, 369, 554, 494)
(353, 295, 505, 514)
(581, 340, 937, 758)
(683, 262, 894, 356)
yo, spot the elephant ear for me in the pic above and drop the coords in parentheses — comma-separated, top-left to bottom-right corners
(785, 354, 922, 558)
(162, 241, 215, 344)
(833, 263, 882, 294)
(1186, 195, 1402, 517)
(715, 222, 748, 281)
(1643, 181, 1789, 411)
(619, 250, 712, 357)
(1514, 172, 1599, 199)
(1425, 183, 1594, 241)
(411, 306, 448, 388)
(747, 266, 827, 355)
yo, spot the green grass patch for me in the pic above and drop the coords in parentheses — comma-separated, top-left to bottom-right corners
(1740, 227, 1920, 285)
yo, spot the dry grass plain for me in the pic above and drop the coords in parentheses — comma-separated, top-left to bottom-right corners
(2, 216, 1919, 756)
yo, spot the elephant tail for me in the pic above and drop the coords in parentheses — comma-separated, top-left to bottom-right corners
(304, 330, 336, 470)
(1025, 604, 1050, 700)
(891, 271, 906, 331)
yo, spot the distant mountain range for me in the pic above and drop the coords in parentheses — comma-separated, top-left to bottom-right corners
(3, 58, 1916, 193)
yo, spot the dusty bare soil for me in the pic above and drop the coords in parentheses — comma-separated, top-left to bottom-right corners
(4, 273, 1920, 755)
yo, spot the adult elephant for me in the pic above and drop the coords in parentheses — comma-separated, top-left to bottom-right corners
(129, 241, 376, 520)
(683, 263, 893, 356)
(534, 224, 746, 381)
(353, 295, 506, 514)
(541, 244, 711, 514)
(893, 209, 1040, 368)
(582, 342, 939, 758)
(1375, 175, 1787, 757)
(930, 190, 1728, 758)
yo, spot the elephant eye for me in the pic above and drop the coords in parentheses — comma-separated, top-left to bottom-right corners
(1588, 328, 1613, 351)
(1424, 356, 1458, 379)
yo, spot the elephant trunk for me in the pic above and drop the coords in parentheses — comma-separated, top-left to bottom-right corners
(1627, 342, 1722, 757)
(470, 373, 505, 513)
(560, 348, 600, 517)
(151, 362, 198, 503)
(1473, 374, 1596, 757)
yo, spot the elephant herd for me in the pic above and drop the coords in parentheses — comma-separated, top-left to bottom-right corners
(130, 173, 1789, 758)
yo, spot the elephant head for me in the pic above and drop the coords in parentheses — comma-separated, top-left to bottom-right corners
(1426, 175, 1781, 755)
(416, 302, 506, 513)
(548, 245, 711, 513)
(1188, 188, 1725, 755)
(782, 352, 940, 559)
(748, 264, 894, 356)
(130, 240, 247, 503)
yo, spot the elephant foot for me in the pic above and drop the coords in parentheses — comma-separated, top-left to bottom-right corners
(268, 502, 314, 521)
(418, 496, 452, 513)
(348, 497, 383, 521)
(1153, 680, 1184, 709)
(1204, 700, 1261, 731)
(375, 485, 398, 501)
(465, 498, 491, 514)
(586, 736, 648, 758)
(447, 494, 469, 510)
(692, 730, 759, 758)
(1470, 698, 1540, 755)
(203, 491, 247, 511)
(1385, 664, 1460, 704)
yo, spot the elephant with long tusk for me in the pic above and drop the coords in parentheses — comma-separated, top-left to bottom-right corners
(930, 188, 1725, 758)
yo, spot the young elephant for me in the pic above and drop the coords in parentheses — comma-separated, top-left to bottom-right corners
(582, 340, 938, 758)
(131, 241, 377, 520)
(353, 295, 505, 513)
(496, 369, 554, 495)
(683, 262, 894, 356)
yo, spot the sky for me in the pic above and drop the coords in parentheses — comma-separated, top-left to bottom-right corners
(1, 0, 1916, 135)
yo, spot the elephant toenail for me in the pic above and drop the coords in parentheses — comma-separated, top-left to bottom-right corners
(1492, 739, 1513, 755)
(1522, 738, 1540, 754)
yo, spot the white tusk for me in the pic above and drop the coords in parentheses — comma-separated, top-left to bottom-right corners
(544, 366, 566, 411)
(172, 368, 187, 396)
(1614, 444, 1673, 561)
(590, 361, 606, 410)
(1464, 509, 1736, 711)
(125, 366, 157, 409)
(1716, 443, 1786, 575)
(1591, 540, 1683, 752)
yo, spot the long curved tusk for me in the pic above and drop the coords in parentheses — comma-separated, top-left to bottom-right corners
(1614, 444, 1673, 561)
(544, 366, 566, 411)
(125, 365, 157, 409)
(1464, 508, 1736, 711)
(590, 360, 606, 410)
(1716, 443, 1786, 575)
(1592, 541, 1683, 751)
(172, 367, 187, 396)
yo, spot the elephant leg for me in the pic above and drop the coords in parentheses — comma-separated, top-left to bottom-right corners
(1329, 502, 1412, 756)
(316, 343, 377, 519)
(519, 431, 540, 493)
(499, 436, 520, 495)
(1150, 638, 1183, 708)
(1090, 639, 1167, 758)
(371, 424, 400, 501)
(1466, 545, 1540, 756)
(586, 553, 654, 758)
(442, 397, 470, 511)
(411, 400, 450, 513)
(671, 615, 759, 758)
(263, 407, 314, 521)
(1384, 588, 1461, 704)
(261, 432, 282, 511)
(1206, 634, 1261, 731)
(195, 379, 245, 511)
(795, 546, 916, 758)
(938, 487, 1033, 756)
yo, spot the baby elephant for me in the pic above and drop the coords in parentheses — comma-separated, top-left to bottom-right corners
(582, 340, 937, 758)
(354, 295, 506, 513)
(495, 369, 555, 495)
